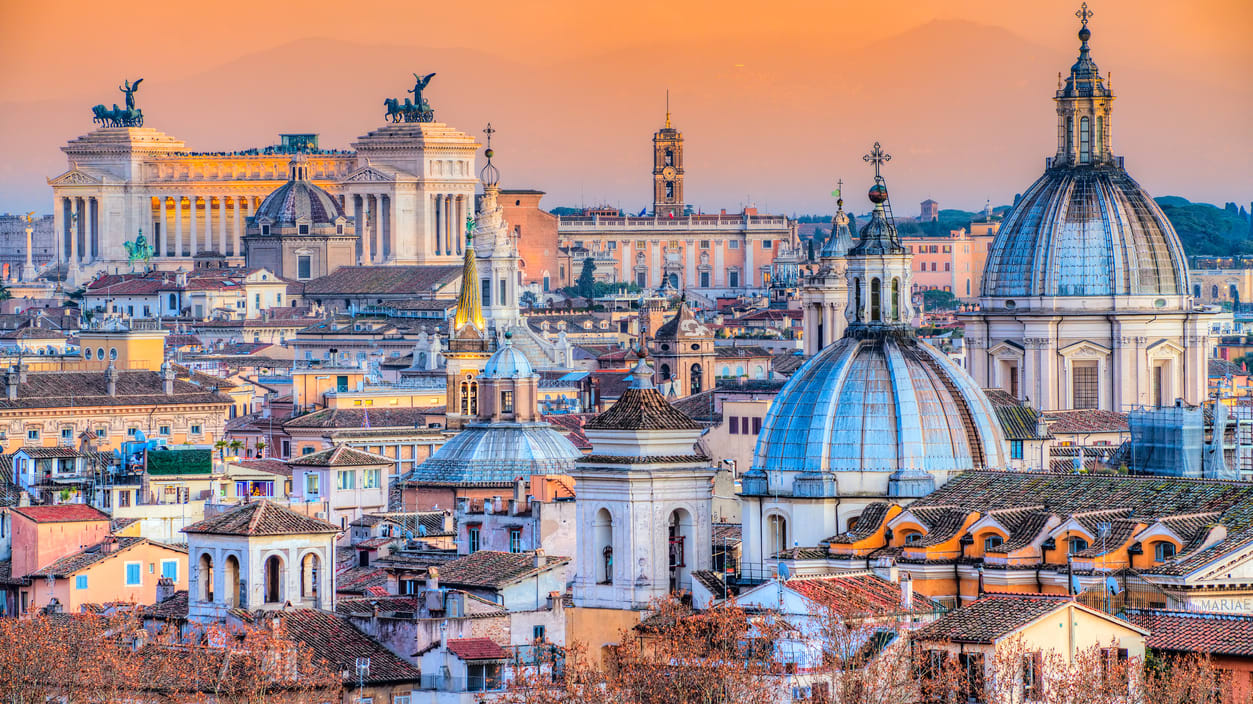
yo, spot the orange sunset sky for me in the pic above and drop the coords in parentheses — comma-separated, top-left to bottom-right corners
(1, 0, 1249, 215)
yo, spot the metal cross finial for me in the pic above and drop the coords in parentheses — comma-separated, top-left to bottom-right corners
(831, 178, 843, 199)
(1076, 2, 1093, 27)
(482, 122, 495, 149)
(863, 142, 891, 179)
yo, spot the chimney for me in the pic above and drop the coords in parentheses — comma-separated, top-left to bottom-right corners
(155, 577, 175, 603)
(425, 566, 439, 592)
(533, 548, 547, 569)
(5, 366, 17, 402)
(17, 363, 27, 385)
(161, 360, 175, 395)
(900, 573, 913, 612)
(513, 477, 526, 514)
(105, 361, 118, 397)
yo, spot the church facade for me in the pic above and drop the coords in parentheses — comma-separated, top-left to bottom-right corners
(47, 80, 479, 282)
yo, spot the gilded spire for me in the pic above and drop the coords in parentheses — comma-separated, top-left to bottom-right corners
(664, 89, 671, 129)
(452, 219, 485, 332)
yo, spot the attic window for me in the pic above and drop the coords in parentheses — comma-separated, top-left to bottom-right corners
(261, 224, 270, 235)
(299, 224, 310, 235)
(337, 224, 344, 234)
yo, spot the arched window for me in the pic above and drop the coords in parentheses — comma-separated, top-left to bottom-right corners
(891, 278, 900, 321)
(870, 278, 882, 322)
(595, 509, 614, 584)
(659, 364, 671, 381)
(903, 532, 922, 545)
(766, 514, 788, 556)
(224, 555, 240, 607)
(984, 535, 1004, 552)
(264, 555, 284, 604)
(668, 509, 694, 592)
(1213, 285, 1220, 298)
(690, 363, 703, 395)
(721, 365, 730, 377)
(169, 293, 177, 309)
(1153, 541, 1177, 562)
(468, 381, 478, 416)
(1095, 116, 1104, 157)
(1068, 536, 1089, 554)
(301, 552, 321, 606)
(1079, 116, 1091, 164)
(853, 278, 862, 321)
(1193, 284, 1201, 298)
(459, 381, 470, 415)
(198, 553, 214, 602)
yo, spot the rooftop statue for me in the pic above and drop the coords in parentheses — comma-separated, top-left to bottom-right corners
(383, 73, 436, 123)
(91, 78, 144, 127)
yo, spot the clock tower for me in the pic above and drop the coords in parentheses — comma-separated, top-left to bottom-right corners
(652, 97, 684, 218)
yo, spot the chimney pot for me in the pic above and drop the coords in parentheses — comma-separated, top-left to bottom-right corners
(533, 548, 546, 569)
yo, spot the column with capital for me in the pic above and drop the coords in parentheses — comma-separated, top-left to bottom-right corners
(21, 214, 36, 281)
(53, 197, 65, 267)
(219, 196, 228, 255)
(364, 195, 375, 264)
(189, 196, 198, 257)
(433, 194, 443, 256)
(204, 196, 213, 256)
(69, 198, 79, 265)
(233, 197, 243, 258)
(175, 196, 185, 256)
(88, 197, 98, 263)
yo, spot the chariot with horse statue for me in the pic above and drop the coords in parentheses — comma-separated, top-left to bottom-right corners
(383, 72, 436, 123)
(90, 78, 145, 127)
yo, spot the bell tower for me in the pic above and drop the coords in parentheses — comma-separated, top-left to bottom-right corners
(652, 93, 684, 218)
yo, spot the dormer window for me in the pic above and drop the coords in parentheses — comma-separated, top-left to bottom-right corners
(261, 224, 270, 235)
(298, 224, 310, 235)
(337, 224, 344, 234)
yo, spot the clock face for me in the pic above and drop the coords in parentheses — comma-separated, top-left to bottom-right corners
(661, 166, 677, 180)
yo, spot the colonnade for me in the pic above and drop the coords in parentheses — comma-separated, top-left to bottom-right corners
(432, 192, 467, 257)
(54, 196, 99, 266)
(351, 193, 393, 265)
(151, 195, 256, 258)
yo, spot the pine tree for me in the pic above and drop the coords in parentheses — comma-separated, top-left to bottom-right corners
(576, 257, 597, 299)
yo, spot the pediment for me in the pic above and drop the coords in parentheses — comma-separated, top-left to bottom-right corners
(1146, 339, 1185, 358)
(988, 340, 1024, 358)
(342, 166, 397, 183)
(48, 169, 104, 186)
(1059, 339, 1111, 358)
(1194, 541, 1253, 582)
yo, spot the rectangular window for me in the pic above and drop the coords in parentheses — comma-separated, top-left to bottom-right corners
(742, 417, 751, 434)
(729, 240, 739, 250)
(481, 278, 492, 307)
(127, 427, 138, 437)
(363, 468, 380, 489)
(161, 560, 178, 581)
(336, 375, 349, 392)
(159, 425, 171, 436)
(761, 240, 772, 250)
(297, 255, 311, 280)
(1072, 362, 1099, 410)
(468, 525, 481, 553)
(944, 262, 951, 271)
(393, 695, 411, 704)
(533, 624, 546, 642)
(305, 473, 320, 497)
(281, 440, 290, 458)
(190, 425, 201, 435)
(1022, 652, 1043, 700)
(729, 416, 739, 434)
(1154, 542, 1177, 562)
(1010, 440, 1024, 460)
(699, 240, 710, 249)
(752, 417, 762, 434)
(26, 429, 38, 441)
(337, 470, 356, 491)
(75, 575, 88, 590)
(729, 271, 739, 287)
(60, 428, 72, 441)
(509, 527, 523, 553)
(501, 391, 514, 414)
(125, 562, 142, 587)
(96, 426, 108, 439)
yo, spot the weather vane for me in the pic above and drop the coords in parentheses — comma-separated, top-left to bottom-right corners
(1076, 2, 1093, 28)
(863, 142, 891, 180)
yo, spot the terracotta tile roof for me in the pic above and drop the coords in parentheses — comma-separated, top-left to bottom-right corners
(1043, 409, 1129, 434)
(770, 352, 807, 377)
(909, 507, 969, 547)
(670, 389, 720, 423)
(1209, 359, 1245, 378)
(654, 300, 712, 340)
(985, 510, 1054, 554)
(0, 369, 233, 410)
(336, 596, 422, 617)
(288, 444, 391, 467)
(541, 414, 592, 450)
(982, 389, 1051, 440)
(11, 505, 110, 523)
(828, 502, 891, 544)
(28, 537, 172, 578)
(584, 387, 702, 431)
(786, 572, 940, 616)
(335, 565, 389, 594)
(1071, 517, 1140, 557)
(283, 407, 440, 429)
(715, 345, 772, 359)
(692, 570, 727, 596)
(142, 590, 189, 620)
(182, 500, 339, 536)
(234, 459, 294, 477)
(301, 265, 461, 296)
(1144, 527, 1253, 577)
(771, 546, 830, 560)
(435, 551, 569, 589)
(912, 596, 1072, 644)
(276, 609, 422, 684)
(1121, 608, 1253, 656)
(14, 446, 88, 459)
(349, 511, 452, 537)
(0, 560, 26, 586)
(446, 637, 508, 661)
(713, 523, 742, 546)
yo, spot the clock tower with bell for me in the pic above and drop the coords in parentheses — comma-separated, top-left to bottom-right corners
(652, 96, 684, 218)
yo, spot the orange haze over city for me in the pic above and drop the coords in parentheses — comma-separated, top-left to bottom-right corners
(1, 0, 1249, 214)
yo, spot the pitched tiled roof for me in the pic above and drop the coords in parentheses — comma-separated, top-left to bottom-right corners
(0, 370, 233, 410)
(542, 414, 592, 450)
(0, 560, 26, 586)
(985, 509, 1054, 554)
(11, 505, 110, 523)
(715, 345, 772, 359)
(288, 444, 391, 467)
(908, 507, 969, 547)
(670, 389, 720, 423)
(713, 523, 742, 546)
(584, 387, 702, 431)
(982, 389, 1050, 440)
(912, 596, 1072, 644)
(435, 551, 568, 589)
(336, 596, 422, 617)
(446, 637, 508, 661)
(1209, 358, 1245, 378)
(283, 407, 440, 429)
(1071, 517, 1140, 557)
(654, 299, 712, 340)
(234, 459, 294, 477)
(301, 265, 461, 296)
(692, 569, 727, 596)
(28, 537, 174, 578)
(786, 572, 941, 616)
(1144, 527, 1253, 577)
(770, 353, 807, 377)
(335, 565, 389, 594)
(1121, 608, 1253, 656)
(183, 500, 339, 536)
(142, 590, 189, 620)
(276, 609, 422, 684)
(771, 546, 830, 560)
(1043, 409, 1129, 434)
(13, 446, 85, 459)
(827, 502, 892, 544)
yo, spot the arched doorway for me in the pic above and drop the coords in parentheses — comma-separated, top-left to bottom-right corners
(264, 555, 284, 604)
(301, 552, 321, 607)
(668, 273, 679, 289)
(198, 554, 214, 602)
(668, 509, 694, 593)
(224, 555, 240, 607)
(766, 514, 788, 557)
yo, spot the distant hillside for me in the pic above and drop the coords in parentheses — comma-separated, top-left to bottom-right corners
(1155, 197, 1252, 256)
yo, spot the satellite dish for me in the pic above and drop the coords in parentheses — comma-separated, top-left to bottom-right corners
(777, 563, 791, 581)
(1106, 576, 1122, 595)
(134, 430, 147, 443)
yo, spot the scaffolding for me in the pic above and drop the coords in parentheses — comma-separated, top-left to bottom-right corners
(1127, 406, 1204, 478)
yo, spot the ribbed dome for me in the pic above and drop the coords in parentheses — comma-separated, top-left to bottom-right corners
(980, 166, 1188, 298)
(252, 157, 346, 230)
(752, 334, 1007, 478)
(482, 339, 534, 379)
(402, 422, 582, 485)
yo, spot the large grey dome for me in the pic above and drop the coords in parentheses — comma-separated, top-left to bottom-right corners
(751, 333, 1007, 489)
(980, 166, 1189, 299)
(402, 422, 582, 485)
(251, 156, 347, 232)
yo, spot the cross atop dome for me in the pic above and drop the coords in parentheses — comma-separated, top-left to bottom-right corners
(1076, 2, 1093, 28)
(480, 122, 500, 188)
(863, 143, 891, 182)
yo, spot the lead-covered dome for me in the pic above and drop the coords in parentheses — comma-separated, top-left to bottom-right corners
(402, 423, 582, 485)
(980, 167, 1188, 298)
(752, 333, 1007, 483)
(251, 154, 348, 233)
